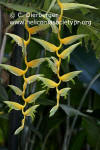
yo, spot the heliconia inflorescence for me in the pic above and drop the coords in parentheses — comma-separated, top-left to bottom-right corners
(0, 0, 97, 134)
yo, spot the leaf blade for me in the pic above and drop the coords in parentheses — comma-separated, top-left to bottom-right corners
(60, 104, 86, 117)
(62, 3, 98, 10)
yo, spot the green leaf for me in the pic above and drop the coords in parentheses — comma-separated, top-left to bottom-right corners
(70, 130, 86, 150)
(60, 104, 86, 117)
(31, 37, 58, 52)
(0, 1, 36, 12)
(8, 85, 22, 96)
(14, 125, 24, 135)
(47, 0, 56, 13)
(26, 74, 43, 84)
(60, 71, 82, 82)
(82, 118, 100, 148)
(27, 58, 46, 68)
(60, 34, 86, 45)
(38, 77, 57, 88)
(62, 3, 98, 10)
(0, 64, 24, 76)
(49, 105, 59, 117)
(4, 101, 23, 111)
(42, 14, 58, 33)
(42, 15, 58, 34)
(24, 105, 39, 120)
(60, 42, 81, 59)
(25, 90, 45, 103)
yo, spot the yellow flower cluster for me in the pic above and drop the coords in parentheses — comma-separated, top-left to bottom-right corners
(0, 0, 97, 134)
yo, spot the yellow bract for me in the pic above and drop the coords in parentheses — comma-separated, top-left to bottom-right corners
(27, 58, 45, 68)
(24, 105, 39, 121)
(59, 88, 71, 97)
(60, 34, 86, 45)
(24, 105, 39, 116)
(14, 125, 24, 135)
(6, 33, 30, 48)
(3, 0, 95, 132)
(38, 77, 58, 88)
(4, 101, 23, 110)
(27, 24, 49, 35)
(6, 33, 25, 47)
(60, 71, 82, 82)
(50, 105, 59, 117)
(9, 85, 23, 96)
(26, 74, 43, 84)
(25, 90, 45, 103)
(46, 58, 58, 74)
(31, 37, 59, 52)
(60, 42, 81, 59)
(0, 64, 25, 76)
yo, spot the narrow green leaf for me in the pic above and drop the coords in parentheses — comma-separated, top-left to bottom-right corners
(0, 64, 24, 76)
(47, 0, 56, 13)
(31, 37, 58, 52)
(8, 85, 22, 96)
(0, 1, 36, 12)
(60, 104, 86, 117)
(62, 3, 98, 10)
(60, 42, 81, 59)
